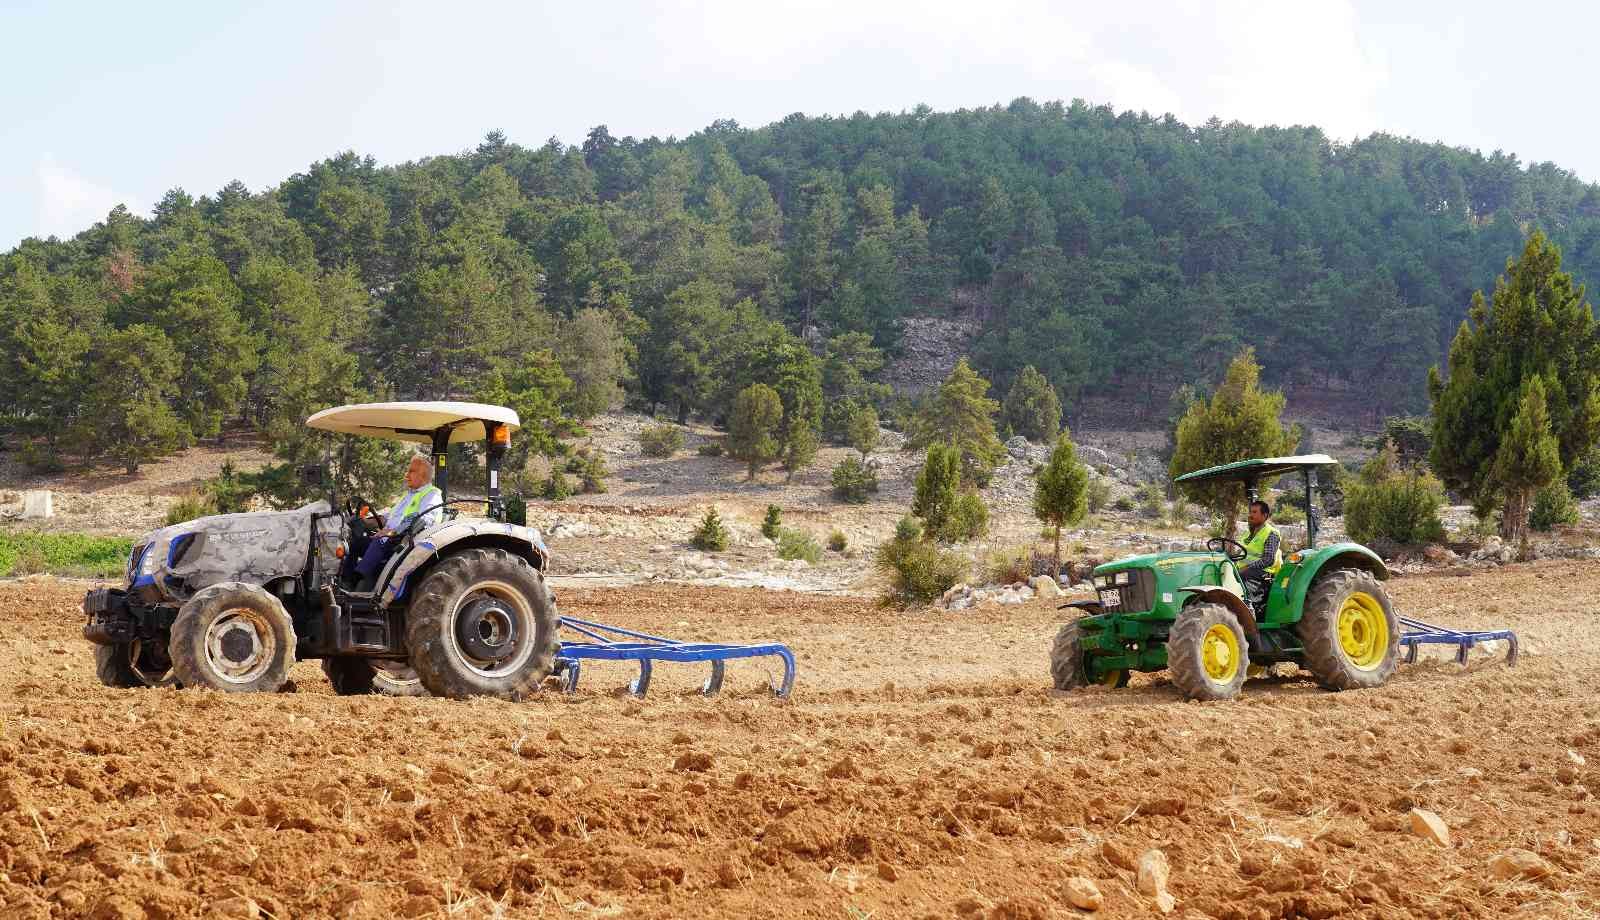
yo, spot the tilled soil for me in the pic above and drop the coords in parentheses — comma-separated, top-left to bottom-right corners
(0, 564, 1597, 919)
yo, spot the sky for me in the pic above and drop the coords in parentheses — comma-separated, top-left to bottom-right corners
(3, 0, 1596, 249)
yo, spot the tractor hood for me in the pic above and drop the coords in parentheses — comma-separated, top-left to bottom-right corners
(1093, 550, 1222, 577)
(129, 501, 340, 601)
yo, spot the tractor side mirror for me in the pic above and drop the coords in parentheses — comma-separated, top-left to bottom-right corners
(298, 463, 327, 487)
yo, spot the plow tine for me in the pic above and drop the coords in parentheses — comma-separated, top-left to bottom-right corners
(552, 617, 796, 699)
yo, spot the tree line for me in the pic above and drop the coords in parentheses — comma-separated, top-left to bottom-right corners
(5, 99, 1600, 482)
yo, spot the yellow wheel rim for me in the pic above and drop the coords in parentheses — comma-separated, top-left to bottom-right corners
(1337, 592, 1389, 670)
(1099, 669, 1125, 688)
(1201, 623, 1240, 683)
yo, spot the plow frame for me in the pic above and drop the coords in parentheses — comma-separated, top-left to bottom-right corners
(1399, 615, 1518, 666)
(554, 616, 796, 699)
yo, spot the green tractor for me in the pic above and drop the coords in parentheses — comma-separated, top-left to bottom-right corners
(1051, 455, 1399, 701)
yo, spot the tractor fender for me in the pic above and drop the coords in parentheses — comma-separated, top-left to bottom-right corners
(1177, 586, 1257, 635)
(378, 520, 551, 608)
(1057, 600, 1105, 614)
(1282, 543, 1389, 617)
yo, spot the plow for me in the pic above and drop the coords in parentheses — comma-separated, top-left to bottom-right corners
(554, 615, 797, 699)
(1399, 615, 1519, 666)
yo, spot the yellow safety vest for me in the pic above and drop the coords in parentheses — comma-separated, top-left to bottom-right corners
(401, 485, 441, 521)
(1242, 522, 1283, 574)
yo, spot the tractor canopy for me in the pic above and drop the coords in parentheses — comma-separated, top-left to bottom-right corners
(305, 401, 520, 445)
(1173, 454, 1338, 486)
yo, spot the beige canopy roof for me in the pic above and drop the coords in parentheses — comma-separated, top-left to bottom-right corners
(305, 402, 521, 445)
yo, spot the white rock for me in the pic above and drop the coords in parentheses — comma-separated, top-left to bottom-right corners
(1030, 576, 1062, 598)
(1063, 876, 1102, 910)
(1136, 849, 1169, 896)
(21, 490, 52, 519)
(1488, 849, 1552, 880)
(1409, 808, 1450, 847)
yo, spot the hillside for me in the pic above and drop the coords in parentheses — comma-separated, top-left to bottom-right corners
(5, 98, 1600, 461)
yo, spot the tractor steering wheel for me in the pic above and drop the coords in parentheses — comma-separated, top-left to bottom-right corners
(344, 497, 382, 530)
(1206, 537, 1248, 563)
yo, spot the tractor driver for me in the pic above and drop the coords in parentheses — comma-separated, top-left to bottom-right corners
(351, 453, 443, 590)
(1239, 499, 1283, 615)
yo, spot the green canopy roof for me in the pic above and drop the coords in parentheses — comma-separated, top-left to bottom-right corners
(1173, 454, 1338, 485)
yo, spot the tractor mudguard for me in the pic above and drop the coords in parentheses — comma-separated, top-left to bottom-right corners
(1274, 543, 1390, 623)
(1058, 600, 1105, 614)
(379, 519, 551, 608)
(1177, 586, 1257, 635)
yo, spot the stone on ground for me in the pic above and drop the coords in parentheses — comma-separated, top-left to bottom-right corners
(1062, 876, 1102, 910)
(1409, 808, 1450, 847)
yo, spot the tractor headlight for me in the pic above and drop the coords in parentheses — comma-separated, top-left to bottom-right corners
(1095, 574, 1113, 588)
(128, 544, 146, 581)
(1114, 571, 1132, 586)
(140, 544, 163, 577)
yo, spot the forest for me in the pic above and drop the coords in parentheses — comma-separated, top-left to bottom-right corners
(4, 97, 1599, 477)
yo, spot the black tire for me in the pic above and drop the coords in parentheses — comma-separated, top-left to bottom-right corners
(1050, 621, 1128, 690)
(169, 583, 296, 693)
(1296, 568, 1399, 690)
(94, 639, 178, 689)
(321, 657, 429, 697)
(405, 548, 557, 700)
(1168, 603, 1249, 701)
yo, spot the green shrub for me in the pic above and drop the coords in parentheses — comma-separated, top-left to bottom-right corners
(1530, 480, 1580, 531)
(831, 455, 879, 504)
(894, 515, 923, 542)
(165, 492, 215, 526)
(639, 423, 684, 458)
(1568, 452, 1600, 499)
(696, 439, 725, 457)
(984, 545, 1033, 585)
(0, 533, 135, 577)
(18, 441, 65, 474)
(939, 491, 989, 543)
(568, 451, 609, 494)
(1086, 476, 1111, 513)
(776, 528, 821, 564)
(1111, 496, 1135, 513)
(1136, 482, 1164, 518)
(207, 461, 255, 513)
(762, 505, 783, 540)
(1343, 449, 1447, 546)
(875, 534, 969, 607)
(691, 507, 730, 551)
(543, 468, 573, 500)
(1272, 502, 1306, 525)
(503, 496, 527, 526)
(827, 530, 848, 552)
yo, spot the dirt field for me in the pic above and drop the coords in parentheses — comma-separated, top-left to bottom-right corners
(1, 564, 1597, 919)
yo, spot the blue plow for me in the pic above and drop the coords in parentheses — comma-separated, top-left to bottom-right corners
(553, 615, 796, 699)
(1399, 615, 1518, 666)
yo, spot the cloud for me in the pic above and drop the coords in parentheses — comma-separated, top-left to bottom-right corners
(35, 155, 138, 240)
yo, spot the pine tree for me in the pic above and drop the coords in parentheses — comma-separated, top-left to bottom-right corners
(1002, 365, 1061, 442)
(1493, 377, 1562, 556)
(847, 405, 880, 458)
(71, 325, 189, 473)
(906, 359, 1007, 486)
(911, 443, 961, 539)
(1170, 348, 1300, 537)
(1429, 232, 1600, 537)
(729, 383, 783, 478)
(1033, 431, 1089, 566)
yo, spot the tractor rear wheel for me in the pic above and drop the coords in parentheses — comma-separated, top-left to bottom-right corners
(1168, 603, 1249, 701)
(95, 639, 178, 689)
(1297, 568, 1399, 690)
(169, 583, 296, 693)
(321, 657, 428, 697)
(405, 548, 557, 700)
(1050, 622, 1128, 690)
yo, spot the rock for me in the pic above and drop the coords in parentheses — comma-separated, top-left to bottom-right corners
(1409, 808, 1450, 847)
(1422, 544, 1451, 563)
(21, 490, 52, 519)
(1030, 576, 1062, 598)
(948, 595, 974, 611)
(1487, 849, 1552, 881)
(1062, 876, 1102, 910)
(1186, 523, 1205, 533)
(1484, 535, 1504, 552)
(997, 590, 1026, 606)
(1496, 546, 1515, 564)
(1135, 849, 1170, 896)
(1005, 435, 1031, 459)
(942, 583, 971, 606)
(210, 897, 260, 919)
(1154, 890, 1177, 913)
(877, 861, 898, 882)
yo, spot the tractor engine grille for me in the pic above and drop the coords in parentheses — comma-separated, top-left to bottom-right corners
(1096, 569, 1156, 614)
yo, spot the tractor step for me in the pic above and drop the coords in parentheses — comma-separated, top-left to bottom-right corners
(1399, 615, 1518, 666)
(553, 616, 795, 699)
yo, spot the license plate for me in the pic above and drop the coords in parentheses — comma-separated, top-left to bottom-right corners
(1099, 591, 1121, 608)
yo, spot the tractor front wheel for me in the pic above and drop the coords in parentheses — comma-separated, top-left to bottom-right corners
(1168, 603, 1249, 701)
(95, 639, 178, 689)
(1297, 568, 1399, 690)
(169, 584, 296, 693)
(322, 657, 429, 697)
(1050, 622, 1127, 690)
(405, 548, 557, 700)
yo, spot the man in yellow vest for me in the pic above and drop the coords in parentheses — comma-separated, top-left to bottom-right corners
(1240, 499, 1283, 615)
(353, 454, 443, 589)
